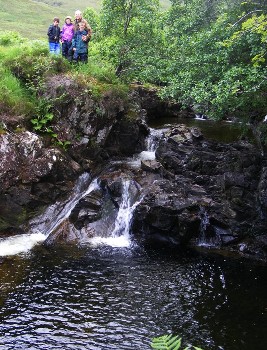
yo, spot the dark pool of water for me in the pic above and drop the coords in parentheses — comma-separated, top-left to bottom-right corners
(149, 117, 253, 144)
(0, 245, 266, 350)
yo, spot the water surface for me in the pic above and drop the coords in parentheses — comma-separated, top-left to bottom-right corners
(0, 244, 266, 350)
(149, 117, 252, 144)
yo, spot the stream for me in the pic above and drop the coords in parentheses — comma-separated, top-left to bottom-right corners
(0, 245, 266, 350)
(0, 119, 266, 350)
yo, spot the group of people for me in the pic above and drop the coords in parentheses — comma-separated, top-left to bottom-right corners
(47, 10, 92, 63)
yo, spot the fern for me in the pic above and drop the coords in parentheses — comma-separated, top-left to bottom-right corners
(151, 334, 203, 350)
(151, 334, 182, 350)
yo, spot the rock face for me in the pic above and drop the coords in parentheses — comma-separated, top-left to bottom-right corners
(0, 131, 81, 230)
(42, 76, 150, 163)
(132, 125, 267, 259)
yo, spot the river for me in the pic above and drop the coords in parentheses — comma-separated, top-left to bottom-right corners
(0, 119, 266, 350)
(0, 244, 266, 350)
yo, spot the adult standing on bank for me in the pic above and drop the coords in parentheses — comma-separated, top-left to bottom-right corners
(74, 10, 92, 42)
(47, 17, 61, 54)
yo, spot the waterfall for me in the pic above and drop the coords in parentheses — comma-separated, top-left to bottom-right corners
(0, 174, 98, 257)
(197, 207, 221, 247)
(122, 127, 167, 169)
(140, 127, 167, 160)
(89, 180, 142, 248)
(27, 174, 98, 237)
(198, 208, 211, 247)
(111, 180, 141, 238)
(145, 127, 165, 152)
(0, 128, 161, 256)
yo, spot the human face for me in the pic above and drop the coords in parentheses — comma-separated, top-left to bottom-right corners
(79, 23, 85, 31)
(65, 19, 71, 24)
(75, 11, 82, 20)
(54, 20, 59, 26)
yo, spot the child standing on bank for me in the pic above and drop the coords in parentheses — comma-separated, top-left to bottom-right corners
(72, 21, 89, 63)
(61, 16, 74, 60)
(47, 17, 61, 54)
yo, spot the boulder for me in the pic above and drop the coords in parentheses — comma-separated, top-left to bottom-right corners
(0, 131, 81, 230)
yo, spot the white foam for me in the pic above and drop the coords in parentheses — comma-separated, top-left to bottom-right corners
(85, 235, 131, 248)
(138, 150, 155, 161)
(0, 233, 46, 257)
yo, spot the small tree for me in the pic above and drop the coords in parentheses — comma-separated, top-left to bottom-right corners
(98, 0, 165, 80)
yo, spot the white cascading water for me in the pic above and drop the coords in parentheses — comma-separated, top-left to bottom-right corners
(126, 127, 167, 169)
(90, 128, 164, 247)
(88, 180, 142, 248)
(0, 127, 165, 256)
(0, 174, 98, 257)
(197, 207, 221, 247)
(0, 232, 46, 257)
(198, 208, 211, 247)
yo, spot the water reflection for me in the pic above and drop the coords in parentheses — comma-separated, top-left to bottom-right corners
(0, 246, 266, 350)
(149, 117, 253, 144)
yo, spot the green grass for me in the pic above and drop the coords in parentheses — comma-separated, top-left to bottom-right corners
(0, 65, 34, 116)
(0, 0, 171, 39)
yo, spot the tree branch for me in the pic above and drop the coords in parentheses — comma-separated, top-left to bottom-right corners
(232, 10, 263, 27)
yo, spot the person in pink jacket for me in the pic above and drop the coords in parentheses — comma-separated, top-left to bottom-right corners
(61, 16, 75, 60)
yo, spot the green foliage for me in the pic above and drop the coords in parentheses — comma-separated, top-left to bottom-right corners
(30, 98, 71, 149)
(157, 1, 267, 121)
(151, 334, 203, 350)
(151, 334, 182, 350)
(31, 98, 54, 133)
(227, 13, 267, 66)
(71, 55, 129, 100)
(0, 66, 34, 115)
(74, 56, 119, 84)
(83, 7, 100, 35)
(0, 35, 36, 116)
(0, 0, 170, 40)
(5, 52, 69, 94)
(98, 0, 163, 79)
(31, 112, 54, 133)
(1, 0, 267, 145)
(0, 31, 25, 46)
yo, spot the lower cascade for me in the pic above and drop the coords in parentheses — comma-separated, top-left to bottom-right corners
(0, 174, 97, 256)
(0, 176, 144, 255)
(0, 128, 162, 256)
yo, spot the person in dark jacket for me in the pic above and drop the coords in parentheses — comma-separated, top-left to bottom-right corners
(72, 21, 89, 63)
(47, 17, 61, 54)
(74, 10, 92, 40)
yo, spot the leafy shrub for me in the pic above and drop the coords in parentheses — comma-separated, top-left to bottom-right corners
(0, 31, 25, 46)
(151, 334, 203, 350)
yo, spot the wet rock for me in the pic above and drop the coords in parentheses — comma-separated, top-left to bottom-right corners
(131, 84, 195, 120)
(111, 124, 264, 256)
(1, 77, 267, 262)
(69, 189, 103, 230)
(140, 159, 162, 173)
(43, 75, 149, 161)
(0, 131, 82, 231)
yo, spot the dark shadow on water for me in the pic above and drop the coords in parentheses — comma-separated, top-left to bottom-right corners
(149, 117, 254, 144)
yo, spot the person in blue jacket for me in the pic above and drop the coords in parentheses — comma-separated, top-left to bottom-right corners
(47, 17, 61, 54)
(72, 21, 89, 63)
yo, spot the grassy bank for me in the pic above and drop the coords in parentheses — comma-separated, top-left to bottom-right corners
(0, 0, 171, 40)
